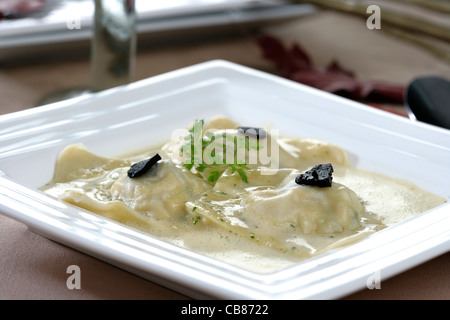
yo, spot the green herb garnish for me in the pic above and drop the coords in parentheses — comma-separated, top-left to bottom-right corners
(192, 216, 201, 225)
(181, 119, 259, 184)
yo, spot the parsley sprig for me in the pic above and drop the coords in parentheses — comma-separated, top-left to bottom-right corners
(181, 120, 259, 183)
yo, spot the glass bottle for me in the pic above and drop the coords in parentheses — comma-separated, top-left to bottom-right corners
(91, 0, 137, 92)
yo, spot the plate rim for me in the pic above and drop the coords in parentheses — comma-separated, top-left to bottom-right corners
(0, 59, 449, 299)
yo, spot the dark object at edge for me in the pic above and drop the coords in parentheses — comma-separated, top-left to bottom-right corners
(405, 76, 450, 130)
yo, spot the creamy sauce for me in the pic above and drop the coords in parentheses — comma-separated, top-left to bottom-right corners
(41, 116, 446, 273)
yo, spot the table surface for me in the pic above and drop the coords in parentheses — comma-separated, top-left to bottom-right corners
(1, 6, 449, 300)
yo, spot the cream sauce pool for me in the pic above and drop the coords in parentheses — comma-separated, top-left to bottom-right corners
(40, 116, 446, 273)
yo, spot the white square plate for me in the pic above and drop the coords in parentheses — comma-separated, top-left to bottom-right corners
(0, 60, 449, 299)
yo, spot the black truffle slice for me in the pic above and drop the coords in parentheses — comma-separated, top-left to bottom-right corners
(127, 153, 161, 178)
(237, 126, 267, 139)
(295, 163, 334, 188)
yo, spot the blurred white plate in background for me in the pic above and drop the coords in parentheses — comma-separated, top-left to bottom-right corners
(0, 0, 316, 61)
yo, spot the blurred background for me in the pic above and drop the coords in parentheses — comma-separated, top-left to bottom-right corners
(0, 0, 449, 300)
(1, 0, 449, 117)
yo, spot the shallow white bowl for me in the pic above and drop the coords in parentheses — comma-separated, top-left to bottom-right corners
(0, 60, 449, 299)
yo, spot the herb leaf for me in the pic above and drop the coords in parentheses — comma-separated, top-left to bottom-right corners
(237, 168, 248, 183)
(181, 120, 257, 183)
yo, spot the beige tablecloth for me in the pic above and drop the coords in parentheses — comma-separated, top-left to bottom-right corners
(1, 7, 449, 300)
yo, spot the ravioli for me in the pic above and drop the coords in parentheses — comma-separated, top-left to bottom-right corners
(41, 116, 447, 272)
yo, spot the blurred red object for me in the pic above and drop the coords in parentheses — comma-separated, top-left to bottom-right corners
(255, 34, 405, 104)
(0, 0, 45, 19)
